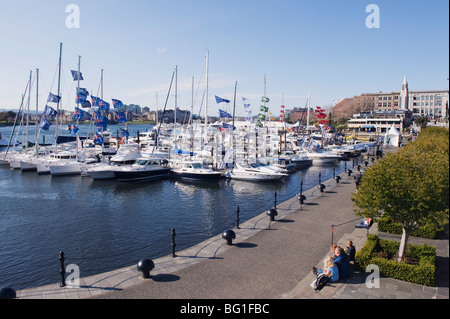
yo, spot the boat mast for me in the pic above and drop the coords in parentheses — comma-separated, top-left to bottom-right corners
(35, 68, 39, 156)
(55, 43, 62, 142)
(307, 87, 311, 136)
(25, 70, 32, 152)
(204, 50, 209, 145)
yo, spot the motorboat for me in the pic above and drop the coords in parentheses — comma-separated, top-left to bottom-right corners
(113, 156, 171, 181)
(86, 143, 141, 180)
(171, 160, 222, 181)
(224, 162, 287, 181)
(306, 148, 342, 165)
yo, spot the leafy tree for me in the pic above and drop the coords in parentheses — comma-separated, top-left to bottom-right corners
(414, 116, 428, 130)
(352, 127, 449, 261)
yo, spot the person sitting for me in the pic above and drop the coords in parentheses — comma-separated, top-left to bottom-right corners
(345, 240, 356, 263)
(356, 218, 373, 229)
(312, 257, 339, 282)
(333, 246, 350, 279)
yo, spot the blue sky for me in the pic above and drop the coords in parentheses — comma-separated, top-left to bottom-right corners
(0, 0, 448, 117)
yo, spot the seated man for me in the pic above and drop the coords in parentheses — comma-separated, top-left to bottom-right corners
(333, 247, 350, 279)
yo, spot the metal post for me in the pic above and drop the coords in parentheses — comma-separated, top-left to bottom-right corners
(59, 251, 66, 287)
(171, 228, 177, 258)
(319, 172, 321, 186)
(331, 226, 334, 246)
(274, 191, 277, 209)
(236, 206, 240, 229)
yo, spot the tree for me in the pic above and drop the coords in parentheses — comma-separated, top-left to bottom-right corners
(351, 127, 449, 261)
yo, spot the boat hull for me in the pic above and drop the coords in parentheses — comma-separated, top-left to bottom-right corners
(49, 162, 81, 176)
(172, 171, 222, 181)
(114, 168, 171, 181)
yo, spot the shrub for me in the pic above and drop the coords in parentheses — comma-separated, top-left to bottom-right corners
(355, 235, 436, 286)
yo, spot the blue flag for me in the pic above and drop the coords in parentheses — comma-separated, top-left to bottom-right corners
(47, 93, 61, 103)
(71, 70, 84, 81)
(39, 118, 52, 131)
(112, 99, 123, 108)
(43, 105, 57, 117)
(98, 99, 110, 111)
(222, 122, 236, 130)
(69, 123, 79, 134)
(215, 95, 230, 104)
(219, 109, 232, 118)
(120, 128, 129, 137)
(73, 107, 85, 120)
(115, 112, 127, 123)
(91, 96, 101, 107)
(94, 134, 104, 145)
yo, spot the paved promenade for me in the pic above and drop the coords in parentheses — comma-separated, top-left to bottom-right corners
(15, 153, 449, 301)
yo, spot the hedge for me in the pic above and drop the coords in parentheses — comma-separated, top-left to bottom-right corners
(355, 234, 436, 286)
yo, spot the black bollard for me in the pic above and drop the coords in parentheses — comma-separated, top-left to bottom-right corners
(222, 230, 236, 245)
(298, 194, 306, 210)
(59, 251, 66, 287)
(347, 169, 353, 177)
(335, 176, 341, 184)
(319, 184, 326, 194)
(236, 206, 240, 229)
(171, 228, 177, 258)
(267, 208, 278, 221)
(137, 259, 155, 279)
(0, 287, 16, 299)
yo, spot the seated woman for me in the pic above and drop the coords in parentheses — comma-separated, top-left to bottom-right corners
(313, 257, 339, 282)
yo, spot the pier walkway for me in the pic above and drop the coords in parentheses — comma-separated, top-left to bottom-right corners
(16, 150, 449, 300)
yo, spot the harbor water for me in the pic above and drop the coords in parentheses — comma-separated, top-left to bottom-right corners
(0, 124, 357, 290)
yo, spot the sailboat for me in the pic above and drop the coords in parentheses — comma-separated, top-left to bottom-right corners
(224, 161, 287, 181)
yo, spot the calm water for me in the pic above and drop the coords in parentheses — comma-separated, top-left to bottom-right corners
(0, 124, 354, 290)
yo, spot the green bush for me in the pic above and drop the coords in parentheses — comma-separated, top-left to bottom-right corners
(355, 235, 436, 286)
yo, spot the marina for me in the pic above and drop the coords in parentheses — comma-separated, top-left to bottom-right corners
(0, 123, 371, 291)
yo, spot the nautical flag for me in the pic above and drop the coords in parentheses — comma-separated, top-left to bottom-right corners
(261, 96, 270, 103)
(39, 117, 52, 131)
(98, 99, 110, 111)
(256, 120, 264, 128)
(43, 105, 57, 117)
(73, 107, 85, 120)
(120, 128, 129, 137)
(47, 93, 61, 103)
(320, 125, 329, 140)
(215, 96, 230, 104)
(112, 99, 123, 108)
(69, 123, 79, 134)
(83, 111, 92, 121)
(96, 115, 108, 127)
(222, 122, 236, 130)
(94, 134, 104, 145)
(257, 113, 265, 121)
(315, 106, 327, 119)
(260, 105, 268, 112)
(115, 112, 127, 123)
(243, 97, 252, 122)
(91, 96, 101, 107)
(219, 109, 232, 118)
(76, 88, 89, 105)
(71, 70, 84, 81)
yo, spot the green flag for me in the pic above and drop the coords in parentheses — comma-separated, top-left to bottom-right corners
(256, 120, 264, 128)
(260, 105, 269, 112)
(261, 96, 270, 103)
(258, 113, 265, 121)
